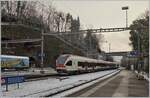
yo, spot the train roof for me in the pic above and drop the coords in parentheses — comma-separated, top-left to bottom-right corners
(0, 55, 29, 59)
(61, 54, 117, 64)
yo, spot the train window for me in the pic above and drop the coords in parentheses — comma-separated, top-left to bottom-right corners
(78, 62, 86, 68)
(66, 60, 72, 66)
(78, 62, 82, 66)
(57, 55, 69, 64)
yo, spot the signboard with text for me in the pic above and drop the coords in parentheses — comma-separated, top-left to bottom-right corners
(1, 76, 24, 85)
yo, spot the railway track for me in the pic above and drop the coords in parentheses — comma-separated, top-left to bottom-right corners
(22, 69, 121, 97)
(48, 69, 121, 97)
(2, 68, 118, 84)
(25, 69, 117, 82)
(2, 69, 120, 97)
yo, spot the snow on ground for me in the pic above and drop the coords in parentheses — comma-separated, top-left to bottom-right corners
(2, 69, 118, 97)
(135, 70, 149, 82)
(53, 70, 120, 97)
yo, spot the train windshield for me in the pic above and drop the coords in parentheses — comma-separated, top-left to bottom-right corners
(57, 55, 69, 64)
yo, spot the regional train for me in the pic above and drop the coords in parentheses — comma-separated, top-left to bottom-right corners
(1, 55, 29, 71)
(56, 54, 119, 74)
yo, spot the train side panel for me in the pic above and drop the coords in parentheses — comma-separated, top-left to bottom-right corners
(64, 58, 79, 73)
(56, 54, 118, 74)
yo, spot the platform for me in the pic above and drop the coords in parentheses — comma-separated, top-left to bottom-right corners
(1, 67, 58, 80)
(68, 69, 149, 97)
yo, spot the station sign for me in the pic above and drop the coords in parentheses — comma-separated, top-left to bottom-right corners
(36, 53, 45, 59)
(1, 76, 25, 85)
(38, 53, 45, 57)
(127, 51, 139, 57)
(130, 51, 139, 56)
(1, 78, 6, 84)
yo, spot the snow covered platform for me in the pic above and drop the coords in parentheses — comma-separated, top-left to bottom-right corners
(2, 67, 57, 77)
(2, 69, 120, 97)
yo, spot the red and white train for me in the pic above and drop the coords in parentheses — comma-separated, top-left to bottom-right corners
(56, 54, 119, 74)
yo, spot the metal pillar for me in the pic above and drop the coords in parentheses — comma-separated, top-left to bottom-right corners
(122, 6, 129, 28)
(137, 32, 140, 57)
(137, 31, 141, 73)
(41, 29, 44, 73)
(126, 10, 128, 28)
(90, 34, 92, 51)
(109, 43, 111, 53)
(89, 34, 92, 57)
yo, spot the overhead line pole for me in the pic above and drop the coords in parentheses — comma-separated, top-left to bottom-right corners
(41, 29, 44, 73)
(122, 6, 129, 28)
(126, 9, 128, 28)
(109, 43, 111, 53)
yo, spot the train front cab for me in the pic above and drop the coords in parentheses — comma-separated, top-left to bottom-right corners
(56, 55, 68, 74)
(56, 55, 78, 74)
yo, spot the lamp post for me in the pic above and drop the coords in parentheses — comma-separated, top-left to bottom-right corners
(109, 43, 111, 53)
(41, 29, 44, 74)
(40, 5, 44, 74)
(135, 30, 141, 74)
(122, 6, 129, 28)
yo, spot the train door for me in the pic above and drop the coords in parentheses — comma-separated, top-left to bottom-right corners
(72, 60, 78, 71)
(65, 60, 73, 71)
(65, 59, 77, 71)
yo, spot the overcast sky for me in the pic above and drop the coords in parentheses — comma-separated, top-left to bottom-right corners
(42, 0, 149, 52)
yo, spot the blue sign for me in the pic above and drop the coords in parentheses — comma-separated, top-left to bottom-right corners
(140, 61, 144, 65)
(1, 76, 25, 85)
(38, 53, 45, 57)
(36, 52, 45, 60)
(130, 51, 139, 56)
